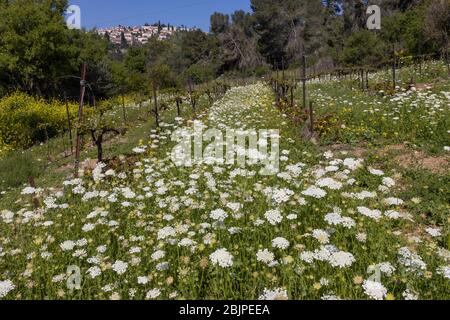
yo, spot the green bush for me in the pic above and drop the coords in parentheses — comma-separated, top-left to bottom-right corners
(0, 92, 78, 149)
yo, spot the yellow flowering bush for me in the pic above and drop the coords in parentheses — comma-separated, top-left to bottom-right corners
(0, 92, 78, 149)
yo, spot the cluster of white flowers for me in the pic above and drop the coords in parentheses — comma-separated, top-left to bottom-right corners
(112, 260, 128, 275)
(343, 191, 377, 200)
(272, 237, 289, 250)
(302, 186, 327, 199)
(312, 229, 330, 244)
(210, 248, 234, 268)
(270, 188, 294, 204)
(369, 168, 384, 176)
(425, 227, 441, 237)
(258, 288, 288, 300)
(87, 266, 102, 279)
(324, 208, 355, 228)
(398, 247, 427, 273)
(321, 294, 342, 300)
(226, 202, 241, 212)
(157, 226, 176, 240)
(256, 249, 276, 266)
(210, 209, 228, 221)
(343, 158, 363, 170)
(264, 209, 283, 225)
(382, 177, 395, 188)
(92, 162, 107, 182)
(300, 246, 355, 269)
(151, 250, 166, 261)
(0, 279, 15, 298)
(437, 266, 450, 279)
(146, 288, 161, 299)
(316, 178, 343, 190)
(357, 207, 383, 221)
(328, 251, 356, 268)
(21, 186, 42, 195)
(1, 210, 14, 224)
(60, 240, 76, 251)
(384, 210, 401, 219)
(133, 146, 147, 154)
(384, 197, 404, 206)
(362, 280, 387, 300)
(402, 289, 419, 300)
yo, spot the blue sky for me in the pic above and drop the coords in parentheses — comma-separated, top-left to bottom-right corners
(69, 0, 251, 31)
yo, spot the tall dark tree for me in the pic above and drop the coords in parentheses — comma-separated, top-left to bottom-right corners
(210, 12, 230, 35)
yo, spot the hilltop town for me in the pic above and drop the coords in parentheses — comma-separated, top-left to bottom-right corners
(97, 23, 193, 46)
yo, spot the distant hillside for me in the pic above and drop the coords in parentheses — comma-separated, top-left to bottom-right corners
(97, 23, 194, 46)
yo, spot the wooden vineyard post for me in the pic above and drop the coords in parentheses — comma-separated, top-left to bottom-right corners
(419, 56, 423, 77)
(446, 39, 450, 78)
(74, 63, 87, 178)
(360, 69, 364, 91)
(392, 44, 397, 91)
(187, 77, 196, 112)
(309, 100, 314, 135)
(64, 92, 73, 156)
(176, 97, 182, 117)
(27, 176, 40, 209)
(121, 86, 127, 126)
(366, 69, 369, 91)
(302, 54, 307, 110)
(290, 85, 294, 108)
(152, 82, 159, 128)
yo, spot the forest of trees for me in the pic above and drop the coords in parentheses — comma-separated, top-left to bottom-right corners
(0, 0, 449, 99)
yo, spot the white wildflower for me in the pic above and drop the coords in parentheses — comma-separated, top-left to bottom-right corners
(264, 209, 283, 225)
(258, 288, 288, 300)
(112, 260, 128, 275)
(272, 237, 290, 250)
(209, 248, 234, 268)
(362, 280, 387, 300)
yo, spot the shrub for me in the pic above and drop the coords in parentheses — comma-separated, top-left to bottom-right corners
(0, 92, 78, 149)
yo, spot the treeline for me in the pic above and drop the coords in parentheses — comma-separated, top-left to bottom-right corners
(212, 0, 449, 72)
(0, 0, 449, 100)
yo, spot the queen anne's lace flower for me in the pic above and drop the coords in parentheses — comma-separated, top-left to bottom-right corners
(302, 186, 327, 199)
(112, 260, 128, 275)
(362, 280, 387, 300)
(272, 237, 289, 250)
(256, 249, 275, 265)
(0, 280, 15, 298)
(258, 288, 288, 300)
(264, 209, 283, 225)
(210, 209, 228, 221)
(210, 248, 233, 268)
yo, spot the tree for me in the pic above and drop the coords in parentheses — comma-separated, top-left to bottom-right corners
(341, 30, 385, 67)
(250, 0, 327, 68)
(213, 10, 264, 72)
(0, 0, 73, 95)
(425, 0, 450, 75)
(120, 32, 129, 49)
(0, 0, 113, 99)
(210, 12, 229, 35)
(148, 63, 175, 127)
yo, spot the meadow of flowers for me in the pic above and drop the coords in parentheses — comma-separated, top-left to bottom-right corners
(0, 79, 449, 300)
